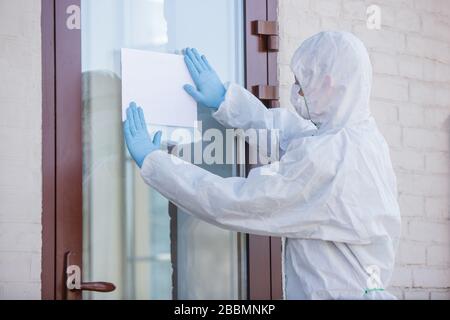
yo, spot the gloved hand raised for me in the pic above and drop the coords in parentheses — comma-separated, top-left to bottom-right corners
(183, 48, 226, 110)
(123, 102, 162, 168)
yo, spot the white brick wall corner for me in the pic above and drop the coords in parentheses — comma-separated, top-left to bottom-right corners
(0, 0, 42, 300)
(279, 0, 450, 299)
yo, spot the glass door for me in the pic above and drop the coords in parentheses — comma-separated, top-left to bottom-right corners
(81, 0, 246, 299)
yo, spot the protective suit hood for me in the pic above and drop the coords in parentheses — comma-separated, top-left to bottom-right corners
(290, 31, 373, 134)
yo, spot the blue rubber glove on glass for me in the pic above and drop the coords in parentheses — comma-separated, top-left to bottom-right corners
(183, 48, 226, 110)
(123, 102, 162, 168)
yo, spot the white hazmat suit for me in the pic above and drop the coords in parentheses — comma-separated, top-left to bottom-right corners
(140, 31, 401, 299)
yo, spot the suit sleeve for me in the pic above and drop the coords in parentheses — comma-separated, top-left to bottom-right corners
(140, 149, 371, 244)
(213, 83, 317, 152)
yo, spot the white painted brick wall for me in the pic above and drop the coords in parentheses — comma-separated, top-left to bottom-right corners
(279, 0, 450, 299)
(0, 0, 42, 299)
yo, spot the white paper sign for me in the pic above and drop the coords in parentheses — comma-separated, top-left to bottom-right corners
(121, 49, 197, 128)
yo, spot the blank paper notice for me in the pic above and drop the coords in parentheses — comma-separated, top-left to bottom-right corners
(121, 49, 197, 128)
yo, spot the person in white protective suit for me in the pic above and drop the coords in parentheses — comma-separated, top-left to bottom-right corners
(123, 31, 402, 300)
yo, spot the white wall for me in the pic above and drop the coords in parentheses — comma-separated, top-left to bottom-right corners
(0, 0, 42, 299)
(279, 0, 450, 299)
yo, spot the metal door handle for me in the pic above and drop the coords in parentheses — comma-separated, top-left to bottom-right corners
(65, 252, 116, 294)
(79, 282, 116, 293)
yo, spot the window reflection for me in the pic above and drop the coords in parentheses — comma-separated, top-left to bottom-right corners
(82, 0, 245, 300)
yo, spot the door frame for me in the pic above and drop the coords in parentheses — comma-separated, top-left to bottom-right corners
(41, 0, 281, 300)
(41, 0, 56, 300)
(42, 0, 83, 300)
(245, 0, 282, 300)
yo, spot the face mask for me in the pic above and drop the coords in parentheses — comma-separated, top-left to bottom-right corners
(290, 84, 323, 129)
(290, 84, 311, 120)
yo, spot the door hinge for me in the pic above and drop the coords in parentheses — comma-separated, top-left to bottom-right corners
(252, 20, 279, 52)
(253, 85, 280, 108)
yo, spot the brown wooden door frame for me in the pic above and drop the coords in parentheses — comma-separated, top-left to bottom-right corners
(42, 0, 82, 300)
(267, 0, 283, 300)
(41, 0, 282, 300)
(245, 0, 282, 300)
(41, 0, 56, 300)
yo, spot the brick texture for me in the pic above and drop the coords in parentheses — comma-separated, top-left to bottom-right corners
(279, 0, 450, 299)
(0, 0, 42, 299)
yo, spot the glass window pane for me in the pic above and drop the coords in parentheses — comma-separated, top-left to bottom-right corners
(81, 0, 246, 300)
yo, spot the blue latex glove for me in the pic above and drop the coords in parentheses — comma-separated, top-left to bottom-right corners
(183, 48, 226, 110)
(123, 102, 162, 168)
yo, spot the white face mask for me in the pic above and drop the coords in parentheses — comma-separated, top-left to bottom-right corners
(290, 84, 311, 120)
(290, 84, 322, 129)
